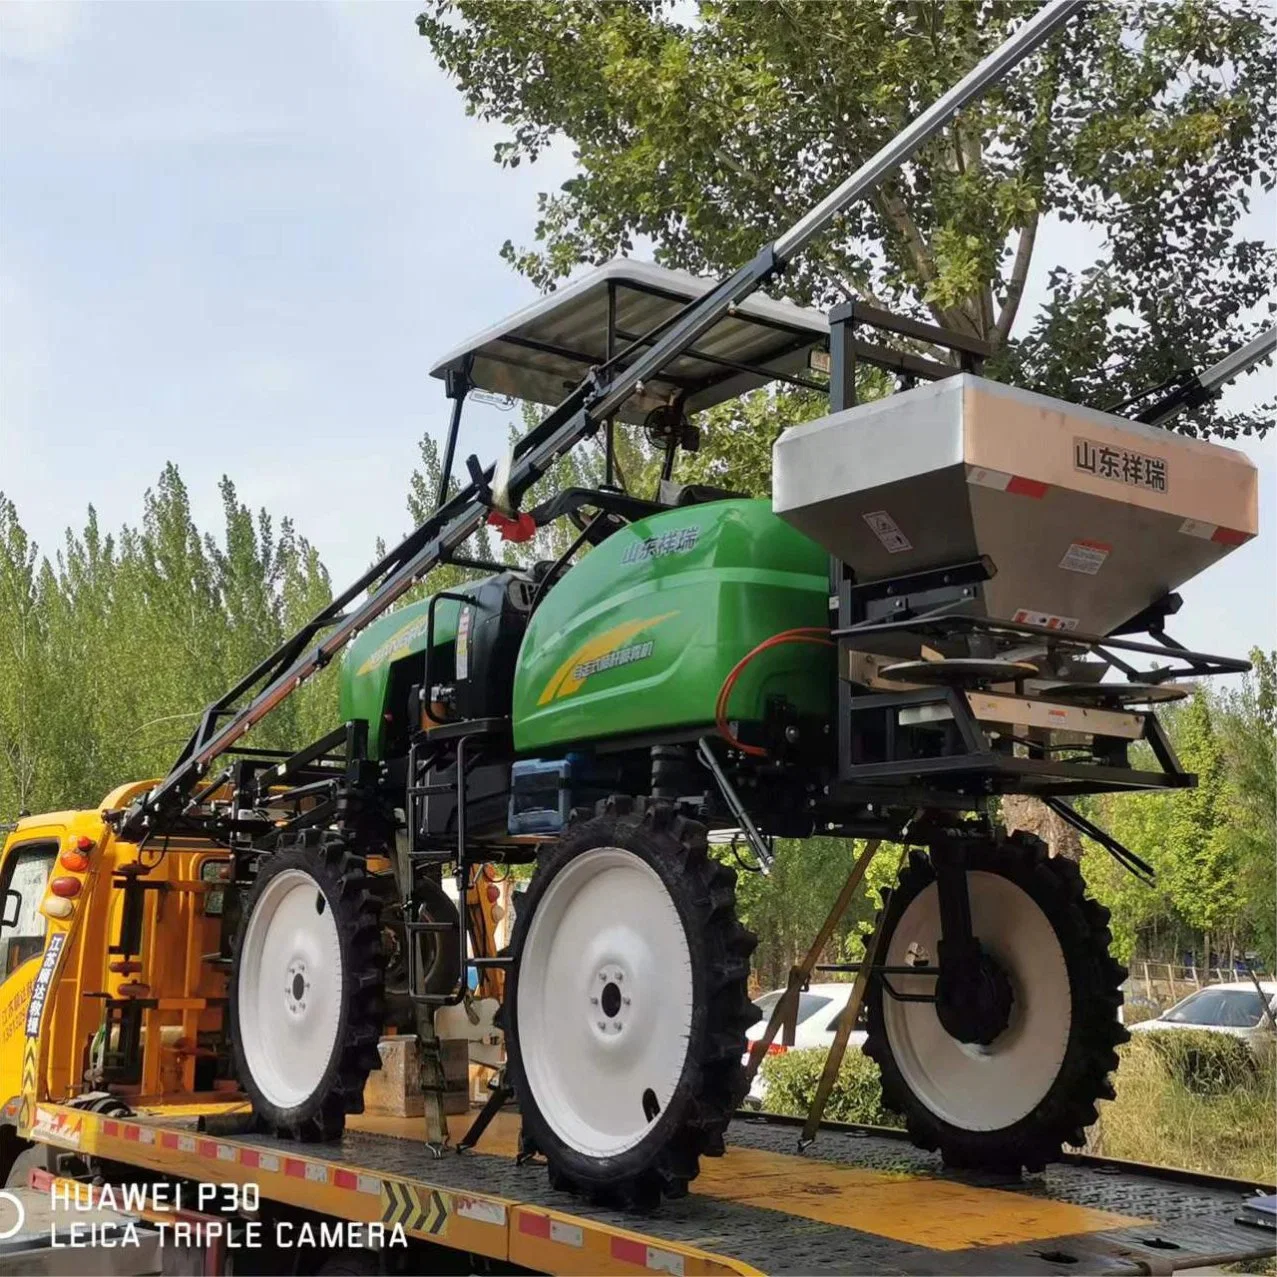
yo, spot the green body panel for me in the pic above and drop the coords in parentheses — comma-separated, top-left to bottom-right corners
(339, 593, 461, 758)
(512, 499, 832, 753)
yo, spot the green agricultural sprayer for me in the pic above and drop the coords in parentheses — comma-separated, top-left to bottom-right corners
(109, 0, 1274, 1210)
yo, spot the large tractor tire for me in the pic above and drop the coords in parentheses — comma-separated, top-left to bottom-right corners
(229, 831, 386, 1141)
(504, 800, 758, 1209)
(863, 832, 1128, 1172)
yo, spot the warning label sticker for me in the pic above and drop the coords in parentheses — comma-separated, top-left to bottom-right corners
(863, 510, 912, 554)
(1179, 518, 1216, 540)
(455, 605, 472, 680)
(1013, 608, 1079, 632)
(1059, 539, 1111, 575)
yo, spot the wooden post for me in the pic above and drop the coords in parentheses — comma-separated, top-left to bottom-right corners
(800, 894, 893, 1148)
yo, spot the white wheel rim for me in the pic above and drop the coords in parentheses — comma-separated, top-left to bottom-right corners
(517, 846, 694, 1157)
(237, 868, 344, 1111)
(883, 870, 1072, 1131)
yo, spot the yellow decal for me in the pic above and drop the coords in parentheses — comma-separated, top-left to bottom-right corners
(356, 611, 435, 676)
(538, 613, 678, 706)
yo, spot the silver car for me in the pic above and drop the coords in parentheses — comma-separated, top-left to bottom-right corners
(1128, 980, 1277, 1056)
(741, 983, 867, 1107)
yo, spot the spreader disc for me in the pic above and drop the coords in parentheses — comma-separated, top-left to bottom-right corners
(1041, 680, 1189, 706)
(880, 658, 1040, 688)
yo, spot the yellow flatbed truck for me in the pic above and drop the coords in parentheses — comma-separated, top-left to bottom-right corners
(1, 793, 1273, 1275)
(12, 1100, 1277, 1275)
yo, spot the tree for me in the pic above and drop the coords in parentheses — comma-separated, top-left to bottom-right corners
(0, 495, 49, 815)
(728, 836, 902, 990)
(402, 430, 501, 588)
(1082, 676, 1276, 969)
(1214, 650, 1277, 963)
(418, 0, 1275, 438)
(418, 0, 1276, 975)
(0, 467, 346, 819)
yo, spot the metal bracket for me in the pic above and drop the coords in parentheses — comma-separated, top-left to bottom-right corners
(697, 737, 774, 873)
(457, 1075, 513, 1154)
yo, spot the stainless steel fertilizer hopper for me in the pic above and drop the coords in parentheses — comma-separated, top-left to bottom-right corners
(775, 374, 1258, 642)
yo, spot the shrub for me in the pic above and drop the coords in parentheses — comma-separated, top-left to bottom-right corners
(758, 1046, 902, 1127)
(1087, 1033, 1276, 1184)
(1138, 1029, 1259, 1095)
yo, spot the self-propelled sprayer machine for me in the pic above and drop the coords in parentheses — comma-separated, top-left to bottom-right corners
(20, 0, 1276, 1212)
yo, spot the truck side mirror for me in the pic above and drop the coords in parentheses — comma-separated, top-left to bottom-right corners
(1, 889, 21, 929)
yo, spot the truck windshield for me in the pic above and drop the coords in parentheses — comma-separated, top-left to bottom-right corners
(0, 842, 57, 976)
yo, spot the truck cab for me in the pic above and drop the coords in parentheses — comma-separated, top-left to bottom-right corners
(0, 784, 230, 1183)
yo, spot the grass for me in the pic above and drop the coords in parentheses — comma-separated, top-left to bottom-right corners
(1084, 1033, 1276, 1185)
(760, 1033, 1276, 1186)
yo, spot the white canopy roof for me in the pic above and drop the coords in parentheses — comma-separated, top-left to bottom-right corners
(429, 259, 829, 424)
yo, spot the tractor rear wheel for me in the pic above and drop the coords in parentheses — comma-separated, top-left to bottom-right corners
(863, 832, 1128, 1172)
(504, 800, 757, 1208)
(229, 831, 386, 1141)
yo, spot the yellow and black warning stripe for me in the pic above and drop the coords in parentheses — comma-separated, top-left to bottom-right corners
(17, 1039, 38, 1130)
(380, 1178, 448, 1237)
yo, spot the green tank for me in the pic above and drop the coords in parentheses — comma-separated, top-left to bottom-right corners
(511, 498, 831, 752)
(339, 592, 463, 759)
(338, 499, 832, 760)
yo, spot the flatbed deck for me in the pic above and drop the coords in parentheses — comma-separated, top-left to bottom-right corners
(27, 1100, 1275, 1275)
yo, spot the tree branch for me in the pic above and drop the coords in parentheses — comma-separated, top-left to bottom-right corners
(875, 184, 980, 337)
(993, 209, 1039, 348)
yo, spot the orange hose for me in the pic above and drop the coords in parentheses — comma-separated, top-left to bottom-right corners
(714, 627, 834, 757)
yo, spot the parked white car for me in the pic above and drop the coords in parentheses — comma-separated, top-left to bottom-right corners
(1128, 980, 1277, 1055)
(742, 982, 866, 1107)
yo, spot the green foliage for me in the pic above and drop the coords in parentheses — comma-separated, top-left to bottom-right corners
(725, 839, 902, 990)
(0, 429, 495, 821)
(1, 471, 332, 816)
(419, 0, 1276, 438)
(1137, 1028, 1262, 1095)
(398, 431, 499, 598)
(1082, 672, 1276, 969)
(758, 1044, 900, 1127)
(682, 388, 848, 498)
(1215, 651, 1277, 962)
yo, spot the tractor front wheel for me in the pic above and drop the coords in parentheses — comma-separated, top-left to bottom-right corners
(863, 832, 1128, 1172)
(229, 831, 386, 1141)
(504, 801, 757, 1208)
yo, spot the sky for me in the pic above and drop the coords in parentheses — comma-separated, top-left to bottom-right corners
(1, 1, 1273, 671)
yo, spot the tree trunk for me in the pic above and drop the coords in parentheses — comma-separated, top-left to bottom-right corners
(1001, 795, 1083, 861)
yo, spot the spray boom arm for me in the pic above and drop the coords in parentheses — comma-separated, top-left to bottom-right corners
(1137, 326, 1277, 428)
(118, 0, 1083, 839)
